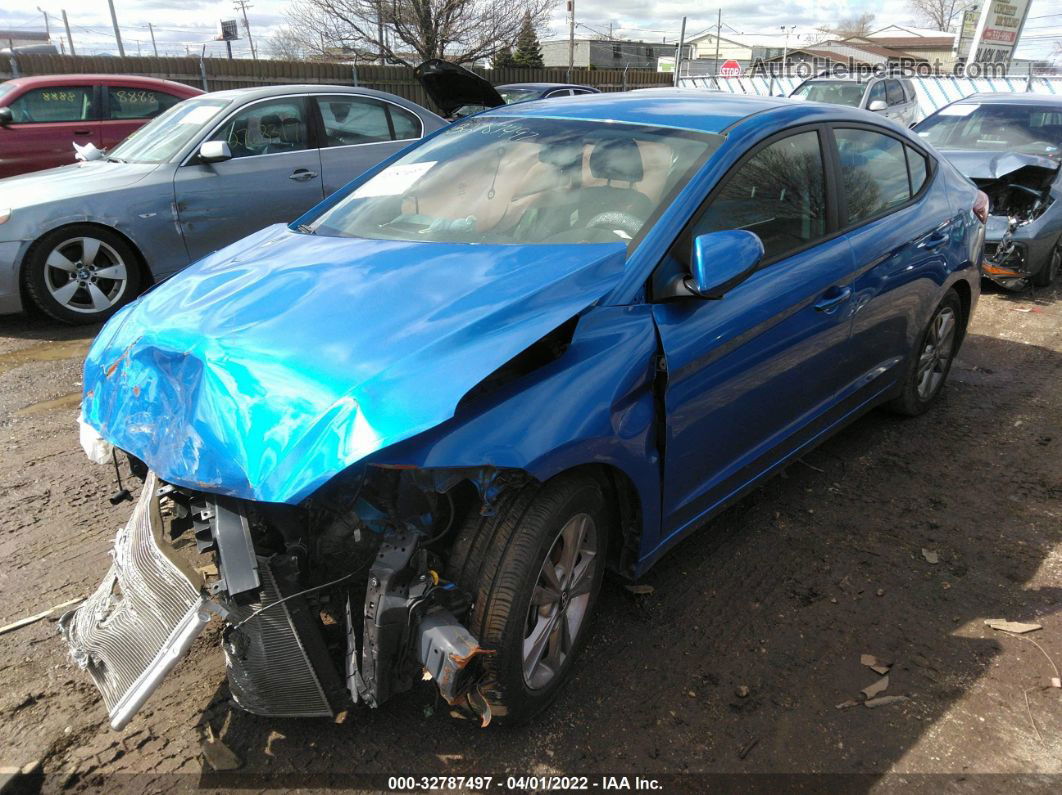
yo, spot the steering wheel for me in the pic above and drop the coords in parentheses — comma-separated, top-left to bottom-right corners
(585, 211, 644, 240)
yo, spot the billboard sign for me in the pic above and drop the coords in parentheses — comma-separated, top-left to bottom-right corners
(964, 0, 1032, 68)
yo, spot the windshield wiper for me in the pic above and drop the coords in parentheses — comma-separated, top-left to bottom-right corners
(296, 224, 316, 235)
(106, 156, 127, 163)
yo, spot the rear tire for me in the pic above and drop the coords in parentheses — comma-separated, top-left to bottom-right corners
(1031, 242, 1060, 288)
(447, 474, 608, 725)
(24, 225, 142, 325)
(888, 290, 964, 417)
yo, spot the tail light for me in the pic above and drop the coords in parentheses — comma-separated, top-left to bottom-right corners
(973, 190, 990, 224)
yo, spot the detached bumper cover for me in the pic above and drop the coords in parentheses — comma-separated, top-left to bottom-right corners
(59, 473, 210, 729)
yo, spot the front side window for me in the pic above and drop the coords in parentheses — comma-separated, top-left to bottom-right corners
(316, 96, 391, 146)
(885, 80, 904, 106)
(107, 86, 182, 120)
(836, 128, 911, 225)
(7, 86, 94, 123)
(791, 81, 864, 108)
(306, 116, 721, 246)
(545, 89, 572, 98)
(207, 98, 309, 158)
(688, 130, 827, 263)
(865, 82, 886, 107)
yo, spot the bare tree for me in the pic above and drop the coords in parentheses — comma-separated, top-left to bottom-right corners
(288, 0, 554, 66)
(266, 25, 312, 60)
(907, 0, 965, 32)
(816, 12, 877, 40)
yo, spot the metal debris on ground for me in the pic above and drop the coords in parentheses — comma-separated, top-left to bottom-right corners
(860, 654, 892, 675)
(0, 597, 83, 636)
(861, 675, 889, 700)
(864, 695, 908, 708)
(921, 549, 939, 564)
(738, 738, 759, 760)
(624, 584, 654, 595)
(835, 699, 859, 710)
(984, 619, 1042, 634)
(200, 727, 241, 771)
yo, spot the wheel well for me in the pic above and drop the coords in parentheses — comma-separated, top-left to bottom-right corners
(545, 463, 643, 579)
(19, 222, 154, 293)
(950, 280, 972, 341)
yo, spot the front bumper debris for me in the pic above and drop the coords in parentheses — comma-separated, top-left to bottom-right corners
(59, 473, 211, 730)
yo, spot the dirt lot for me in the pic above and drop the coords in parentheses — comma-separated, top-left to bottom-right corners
(0, 281, 1059, 792)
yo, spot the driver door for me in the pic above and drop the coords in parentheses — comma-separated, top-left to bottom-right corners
(651, 128, 860, 541)
(173, 96, 324, 263)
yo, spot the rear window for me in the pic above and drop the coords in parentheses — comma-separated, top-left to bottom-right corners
(107, 86, 183, 120)
(6, 85, 95, 123)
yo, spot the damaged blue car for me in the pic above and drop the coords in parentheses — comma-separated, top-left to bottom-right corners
(63, 90, 985, 729)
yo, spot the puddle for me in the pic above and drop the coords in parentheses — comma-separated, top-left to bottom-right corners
(15, 392, 82, 416)
(0, 339, 92, 377)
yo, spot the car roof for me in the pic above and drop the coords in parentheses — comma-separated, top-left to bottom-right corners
(479, 89, 794, 134)
(953, 92, 1062, 107)
(496, 83, 595, 91)
(202, 83, 427, 107)
(2, 73, 200, 93)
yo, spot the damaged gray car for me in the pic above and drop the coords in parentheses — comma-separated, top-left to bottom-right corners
(915, 93, 1062, 288)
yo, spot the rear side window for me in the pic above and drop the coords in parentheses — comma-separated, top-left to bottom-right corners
(906, 146, 929, 194)
(885, 80, 905, 106)
(7, 86, 94, 123)
(836, 128, 911, 225)
(315, 96, 422, 145)
(389, 105, 422, 140)
(689, 130, 827, 262)
(107, 86, 182, 120)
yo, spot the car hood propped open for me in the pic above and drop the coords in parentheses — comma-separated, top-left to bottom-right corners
(81, 225, 626, 504)
(414, 59, 505, 117)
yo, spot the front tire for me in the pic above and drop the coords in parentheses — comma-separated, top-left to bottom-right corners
(889, 290, 964, 417)
(24, 225, 142, 324)
(1031, 242, 1060, 288)
(447, 474, 608, 725)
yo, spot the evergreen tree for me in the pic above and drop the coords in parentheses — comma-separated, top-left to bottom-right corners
(512, 13, 544, 68)
(493, 47, 517, 69)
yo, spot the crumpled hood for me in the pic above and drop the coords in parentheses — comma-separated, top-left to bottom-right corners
(940, 149, 1060, 181)
(82, 224, 626, 503)
(0, 160, 160, 208)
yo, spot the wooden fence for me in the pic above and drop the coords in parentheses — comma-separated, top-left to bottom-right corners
(0, 54, 674, 111)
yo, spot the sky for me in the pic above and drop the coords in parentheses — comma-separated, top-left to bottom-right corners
(0, 0, 1058, 62)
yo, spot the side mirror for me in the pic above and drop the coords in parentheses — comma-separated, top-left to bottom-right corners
(867, 100, 887, 112)
(0, 107, 12, 126)
(662, 230, 763, 300)
(198, 140, 232, 163)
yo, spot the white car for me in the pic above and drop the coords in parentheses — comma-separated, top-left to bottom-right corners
(790, 75, 920, 127)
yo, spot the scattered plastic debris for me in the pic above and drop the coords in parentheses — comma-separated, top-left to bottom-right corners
(860, 654, 892, 676)
(921, 549, 939, 565)
(0, 597, 83, 636)
(200, 727, 241, 771)
(861, 675, 889, 700)
(864, 695, 908, 709)
(624, 584, 654, 595)
(985, 619, 1042, 634)
(835, 699, 859, 710)
(735, 685, 750, 698)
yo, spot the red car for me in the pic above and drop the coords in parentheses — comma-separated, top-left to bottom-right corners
(0, 74, 202, 178)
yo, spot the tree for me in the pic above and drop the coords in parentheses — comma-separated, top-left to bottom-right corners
(512, 12, 544, 68)
(266, 25, 312, 60)
(287, 0, 553, 66)
(816, 12, 877, 40)
(907, 0, 966, 32)
(493, 47, 516, 68)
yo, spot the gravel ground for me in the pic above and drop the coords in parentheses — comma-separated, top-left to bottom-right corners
(0, 281, 1059, 792)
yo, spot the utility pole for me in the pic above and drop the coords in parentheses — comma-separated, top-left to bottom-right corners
(148, 22, 157, 57)
(567, 0, 575, 78)
(107, 0, 126, 56)
(234, 0, 256, 60)
(713, 9, 721, 74)
(673, 16, 686, 85)
(62, 9, 75, 55)
(36, 7, 50, 39)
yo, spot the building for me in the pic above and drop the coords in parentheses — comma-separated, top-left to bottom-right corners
(0, 29, 49, 49)
(540, 38, 686, 69)
(864, 25, 957, 67)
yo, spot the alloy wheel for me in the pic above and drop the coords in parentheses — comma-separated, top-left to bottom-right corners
(522, 512, 598, 690)
(43, 236, 129, 315)
(916, 305, 957, 401)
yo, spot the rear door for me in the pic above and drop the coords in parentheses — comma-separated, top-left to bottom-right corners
(313, 94, 424, 195)
(652, 127, 860, 539)
(101, 84, 185, 149)
(0, 83, 100, 176)
(174, 95, 324, 262)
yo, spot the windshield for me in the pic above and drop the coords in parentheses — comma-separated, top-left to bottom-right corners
(792, 81, 865, 108)
(498, 87, 542, 104)
(108, 96, 231, 163)
(916, 103, 1062, 157)
(307, 116, 721, 245)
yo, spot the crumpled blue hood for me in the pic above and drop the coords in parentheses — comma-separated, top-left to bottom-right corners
(82, 224, 626, 503)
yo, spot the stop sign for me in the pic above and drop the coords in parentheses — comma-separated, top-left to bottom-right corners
(719, 59, 741, 77)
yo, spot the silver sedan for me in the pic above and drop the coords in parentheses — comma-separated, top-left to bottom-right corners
(0, 84, 445, 323)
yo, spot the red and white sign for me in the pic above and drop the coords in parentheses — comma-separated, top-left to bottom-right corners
(719, 59, 742, 77)
(965, 0, 1032, 67)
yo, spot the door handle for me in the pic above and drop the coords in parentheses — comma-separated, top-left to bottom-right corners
(289, 169, 318, 181)
(921, 229, 949, 249)
(73, 129, 92, 136)
(814, 285, 852, 313)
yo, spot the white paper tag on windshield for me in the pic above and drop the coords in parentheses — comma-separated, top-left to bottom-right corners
(181, 105, 224, 125)
(353, 161, 437, 198)
(938, 104, 977, 117)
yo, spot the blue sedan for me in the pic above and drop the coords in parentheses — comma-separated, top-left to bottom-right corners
(65, 90, 984, 730)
